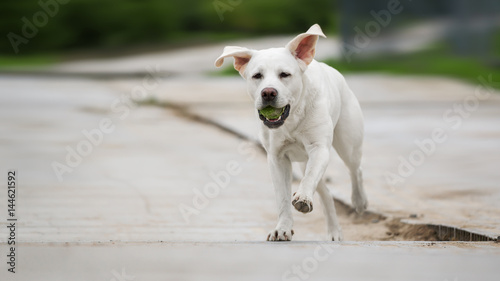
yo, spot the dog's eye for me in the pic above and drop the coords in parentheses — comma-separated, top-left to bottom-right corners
(252, 73, 263, 79)
(279, 72, 291, 78)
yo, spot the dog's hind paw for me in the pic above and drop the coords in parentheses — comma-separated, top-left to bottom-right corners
(292, 192, 313, 213)
(267, 229, 294, 241)
(352, 192, 368, 214)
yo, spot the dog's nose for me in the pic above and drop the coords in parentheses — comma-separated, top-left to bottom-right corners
(261, 88, 277, 102)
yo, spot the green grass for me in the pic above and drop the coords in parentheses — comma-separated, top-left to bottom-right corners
(0, 54, 61, 69)
(324, 49, 500, 89)
(209, 65, 240, 77)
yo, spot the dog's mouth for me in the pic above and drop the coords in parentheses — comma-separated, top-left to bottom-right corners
(258, 104, 290, 129)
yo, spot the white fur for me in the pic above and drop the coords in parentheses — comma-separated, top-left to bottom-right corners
(215, 24, 367, 241)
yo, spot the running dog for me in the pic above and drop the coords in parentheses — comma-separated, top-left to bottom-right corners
(215, 24, 367, 241)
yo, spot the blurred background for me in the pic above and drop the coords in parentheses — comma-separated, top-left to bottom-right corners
(1, 0, 499, 85)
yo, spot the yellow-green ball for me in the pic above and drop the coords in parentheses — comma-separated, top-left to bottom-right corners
(259, 106, 285, 119)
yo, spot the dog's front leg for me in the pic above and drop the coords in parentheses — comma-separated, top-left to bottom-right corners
(292, 145, 330, 213)
(266, 154, 294, 241)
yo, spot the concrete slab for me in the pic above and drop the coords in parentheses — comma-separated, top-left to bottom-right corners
(1, 241, 499, 281)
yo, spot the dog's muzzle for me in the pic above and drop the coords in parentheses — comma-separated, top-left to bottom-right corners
(258, 104, 290, 129)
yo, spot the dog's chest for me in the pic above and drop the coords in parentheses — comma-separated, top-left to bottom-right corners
(275, 138, 308, 162)
(285, 143, 308, 162)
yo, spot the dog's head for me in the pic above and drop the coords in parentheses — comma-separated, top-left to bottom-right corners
(215, 24, 326, 129)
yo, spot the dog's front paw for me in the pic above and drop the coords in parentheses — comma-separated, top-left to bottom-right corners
(329, 228, 344, 242)
(267, 228, 294, 242)
(292, 192, 313, 213)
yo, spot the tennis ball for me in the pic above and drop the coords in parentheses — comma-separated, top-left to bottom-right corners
(259, 106, 285, 119)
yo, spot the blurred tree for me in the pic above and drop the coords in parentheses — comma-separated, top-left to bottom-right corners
(0, 0, 338, 55)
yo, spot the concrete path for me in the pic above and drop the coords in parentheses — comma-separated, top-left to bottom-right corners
(0, 75, 420, 244)
(6, 241, 500, 281)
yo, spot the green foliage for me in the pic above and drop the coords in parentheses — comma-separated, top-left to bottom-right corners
(324, 47, 500, 89)
(0, 54, 60, 69)
(210, 65, 239, 77)
(0, 0, 337, 55)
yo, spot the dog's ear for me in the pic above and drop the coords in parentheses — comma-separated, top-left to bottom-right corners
(215, 46, 254, 76)
(286, 24, 326, 70)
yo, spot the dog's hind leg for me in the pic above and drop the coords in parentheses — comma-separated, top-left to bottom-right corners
(334, 146, 368, 214)
(332, 103, 368, 214)
(299, 163, 343, 241)
(347, 163, 367, 214)
(317, 180, 343, 241)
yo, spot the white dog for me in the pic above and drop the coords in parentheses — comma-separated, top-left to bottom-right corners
(215, 24, 367, 241)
